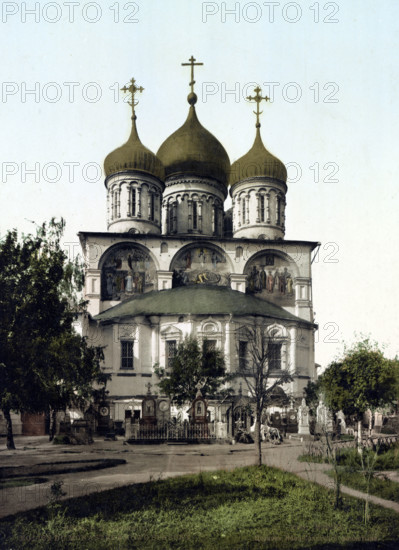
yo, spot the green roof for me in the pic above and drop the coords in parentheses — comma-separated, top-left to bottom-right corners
(93, 286, 313, 325)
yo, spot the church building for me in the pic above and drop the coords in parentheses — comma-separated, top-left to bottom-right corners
(80, 58, 318, 427)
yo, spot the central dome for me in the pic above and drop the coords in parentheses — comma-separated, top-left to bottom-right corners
(157, 105, 230, 186)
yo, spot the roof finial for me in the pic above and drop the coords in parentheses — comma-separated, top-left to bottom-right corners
(246, 86, 270, 128)
(121, 77, 144, 121)
(181, 55, 203, 106)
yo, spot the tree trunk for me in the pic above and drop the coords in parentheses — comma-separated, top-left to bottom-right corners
(357, 418, 363, 454)
(368, 409, 373, 438)
(255, 407, 262, 466)
(49, 409, 57, 442)
(3, 407, 16, 450)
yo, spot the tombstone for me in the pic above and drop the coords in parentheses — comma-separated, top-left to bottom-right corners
(141, 396, 157, 425)
(124, 409, 132, 439)
(191, 389, 207, 424)
(97, 402, 111, 435)
(141, 383, 157, 425)
(336, 410, 347, 434)
(286, 409, 298, 433)
(156, 399, 171, 424)
(374, 412, 383, 434)
(316, 399, 333, 433)
(298, 398, 310, 435)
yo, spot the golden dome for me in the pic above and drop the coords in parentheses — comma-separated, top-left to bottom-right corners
(229, 127, 287, 186)
(157, 105, 230, 187)
(104, 117, 165, 181)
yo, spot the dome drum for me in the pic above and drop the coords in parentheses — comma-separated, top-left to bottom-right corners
(107, 172, 164, 234)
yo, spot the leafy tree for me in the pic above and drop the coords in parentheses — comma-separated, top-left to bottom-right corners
(236, 324, 293, 466)
(154, 336, 227, 406)
(0, 219, 105, 449)
(304, 379, 321, 416)
(319, 339, 398, 445)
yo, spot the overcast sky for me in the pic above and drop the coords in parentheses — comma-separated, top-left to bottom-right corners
(1, 0, 398, 368)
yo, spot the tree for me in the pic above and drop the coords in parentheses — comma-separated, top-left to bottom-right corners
(319, 339, 398, 446)
(236, 324, 293, 466)
(0, 219, 105, 449)
(304, 379, 321, 416)
(154, 335, 227, 406)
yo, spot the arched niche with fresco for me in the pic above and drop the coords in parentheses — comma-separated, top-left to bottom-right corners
(100, 243, 157, 301)
(170, 244, 231, 288)
(244, 251, 297, 307)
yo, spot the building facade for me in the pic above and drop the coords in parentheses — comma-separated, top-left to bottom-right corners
(80, 67, 318, 425)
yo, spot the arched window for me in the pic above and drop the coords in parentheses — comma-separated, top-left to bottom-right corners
(260, 195, 265, 222)
(149, 193, 155, 221)
(131, 188, 136, 216)
(192, 201, 198, 229)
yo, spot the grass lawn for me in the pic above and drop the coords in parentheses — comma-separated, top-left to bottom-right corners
(1, 466, 399, 549)
(300, 442, 399, 504)
(326, 469, 399, 504)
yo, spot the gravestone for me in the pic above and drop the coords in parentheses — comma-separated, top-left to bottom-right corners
(316, 399, 333, 433)
(298, 398, 310, 435)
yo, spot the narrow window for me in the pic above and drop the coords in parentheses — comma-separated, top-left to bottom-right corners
(242, 198, 246, 225)
(149, 193, 155, 221)
(166, 340, 176, 369)
(121, 341, 134, 369)
(260, 195, 265, 222)
(268, 343, 282, 371)
(113, 191, 118, 219)
(239, 341, 248, 370)
(192, 201, 198, 229)
(131, 189, 136, 216)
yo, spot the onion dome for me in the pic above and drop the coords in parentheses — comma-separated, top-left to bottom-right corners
(229, 126, 287, 186)
(104, 116, 165, 181)
(157, 93, 230, 186)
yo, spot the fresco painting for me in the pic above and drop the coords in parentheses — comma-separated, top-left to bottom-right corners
(245, 254, 295, 306)
(171, 246, 230, 288)
(101, 246, 156, 301)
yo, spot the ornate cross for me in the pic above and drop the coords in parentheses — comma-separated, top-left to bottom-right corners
(121, 77, 144, 119)
(181, 55, 203, 94)
(246, 86, 270, 127)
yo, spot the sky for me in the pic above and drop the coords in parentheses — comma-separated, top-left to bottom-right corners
(1, 0, 398, 368)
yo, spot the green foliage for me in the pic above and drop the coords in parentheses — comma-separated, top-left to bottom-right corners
(1, 466, 399, 549)
(301, 441, 399, 471)
(327, 469, 399, 505)
(154, 336, 227, 405)
(319, 339, 398, 418)
(0, 219, 105, 446)
(304, 379, 321, 415)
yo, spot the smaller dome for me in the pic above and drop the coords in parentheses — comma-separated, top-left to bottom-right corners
(104, 118, 165, 181)
(157, 106, 230, 187)
(229, 127, 287, 186)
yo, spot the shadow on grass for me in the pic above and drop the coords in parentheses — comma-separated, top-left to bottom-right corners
(0, 458, 127, 479)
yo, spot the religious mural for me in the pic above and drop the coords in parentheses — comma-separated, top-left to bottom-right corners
(101, 245, 156, 301)
(170, 245, 230, 288)
(245, 253, 295, 306)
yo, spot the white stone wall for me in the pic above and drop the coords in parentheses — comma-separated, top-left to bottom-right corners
(92, 313, 315, 410)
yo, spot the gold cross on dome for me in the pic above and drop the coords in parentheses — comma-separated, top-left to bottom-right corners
(181, 55, 203, 94)
(247, 86, 270, 127)
(121, 77, 144, 118)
